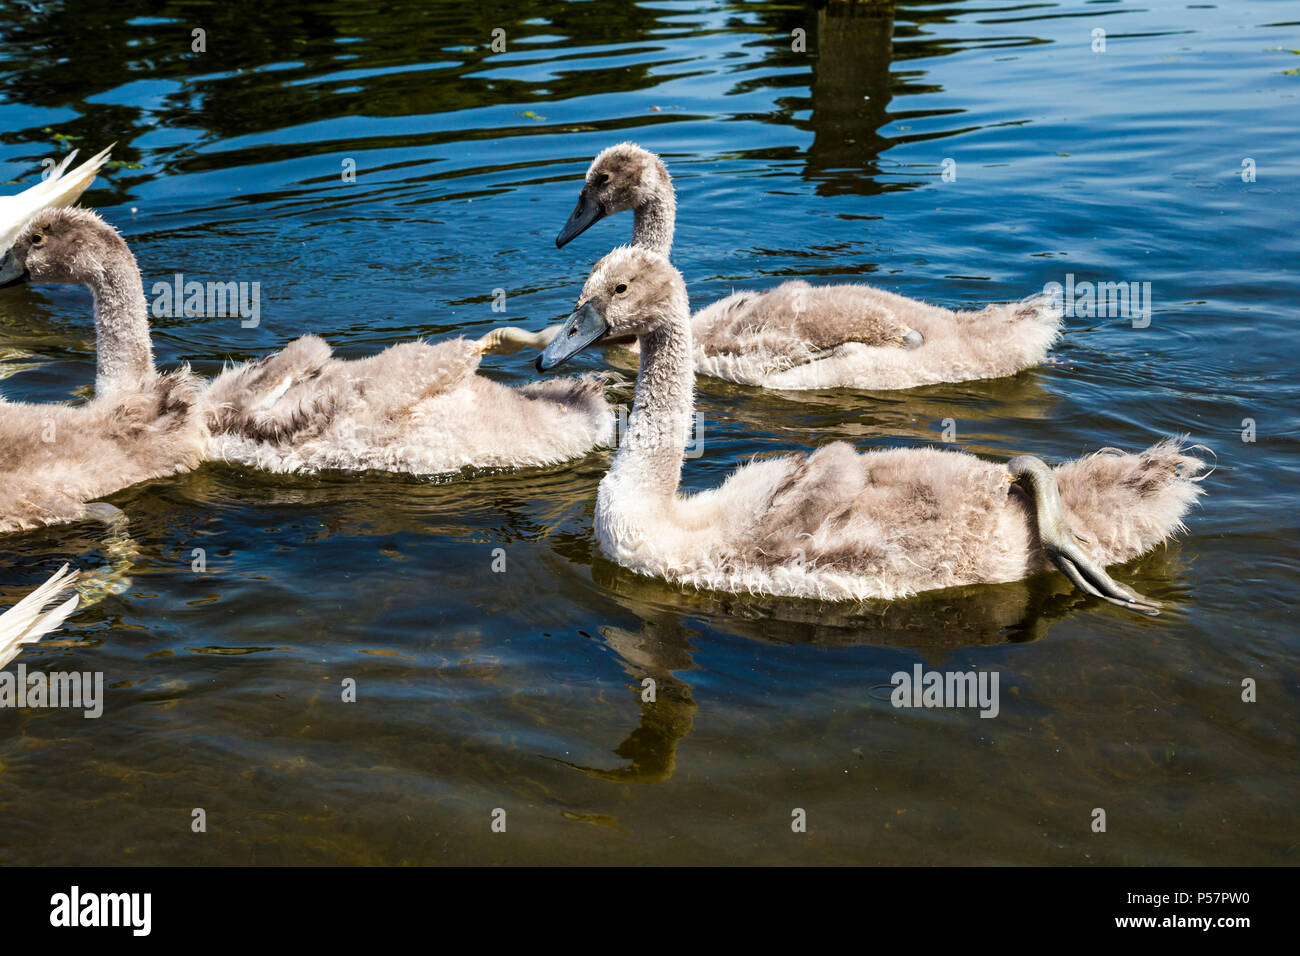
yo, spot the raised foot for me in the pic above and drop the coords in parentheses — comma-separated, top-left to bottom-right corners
(477, 326, 561, 356)
(1007, 455, 1161, 616)
(78, 502, 138, 602)
(1046, 538, 1160, 615)
(83, 502, 128, 530)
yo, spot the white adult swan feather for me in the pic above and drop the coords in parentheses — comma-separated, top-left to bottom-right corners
(0, 145, 113, 254)
(0, 566, 80, 670)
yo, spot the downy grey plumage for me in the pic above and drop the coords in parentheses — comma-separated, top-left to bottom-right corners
(537, 246, 1204, 611)
(495, 143, 1061, 391)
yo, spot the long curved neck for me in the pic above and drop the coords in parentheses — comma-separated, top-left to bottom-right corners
(608, 301, 694, 499)
(632, 187, 676, 259)
(87, 242, 153, 395)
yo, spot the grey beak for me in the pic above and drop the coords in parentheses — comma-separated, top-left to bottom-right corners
(536, 301, 610, 372)
(556, 189, 605, 248)
(0, 251, 29, 289)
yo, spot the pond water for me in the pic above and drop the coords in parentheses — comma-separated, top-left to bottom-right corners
(0, 0, 1296, 864)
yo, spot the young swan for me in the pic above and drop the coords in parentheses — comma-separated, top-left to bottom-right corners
(0, 209, 209, 533)
(204, 330, 614, 476)
(1, 145, 113, 255)
(494, 142, 1061, 391)
(537, 246, 1205, 612)
(198, 296, 613, 477)
(2, 207, 615, 478)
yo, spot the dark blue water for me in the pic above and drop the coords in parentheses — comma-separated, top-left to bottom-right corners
(0, 0, 1296, 864)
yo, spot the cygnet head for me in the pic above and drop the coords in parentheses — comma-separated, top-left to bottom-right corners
(537, 245, 688, 372)
(555, 142, 673, 248)
(0, 207, 127, 290)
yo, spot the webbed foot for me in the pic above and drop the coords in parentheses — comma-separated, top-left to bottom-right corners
(477, 326, 562, 356)
(1007, 456, 1160, 615)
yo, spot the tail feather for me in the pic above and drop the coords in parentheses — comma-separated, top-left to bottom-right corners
(0, 565, 80, 669)
(31, 144, 114, 209)
(1055, 438, 1207, 566)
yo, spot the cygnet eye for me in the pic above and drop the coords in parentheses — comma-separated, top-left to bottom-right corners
(31, 233, 44, 246)
(614, 283, 628, 295)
